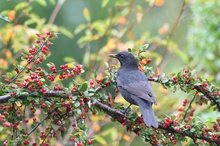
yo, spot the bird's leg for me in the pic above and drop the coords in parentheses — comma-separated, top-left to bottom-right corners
(123, 104, 132, 116)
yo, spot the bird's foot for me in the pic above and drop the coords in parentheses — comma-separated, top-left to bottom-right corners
(121, 104, 132, 116)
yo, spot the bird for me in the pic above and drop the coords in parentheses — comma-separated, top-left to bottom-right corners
(109, 51, 158, 128)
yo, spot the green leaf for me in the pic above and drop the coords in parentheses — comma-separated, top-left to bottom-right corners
(92, 21, 106, 35)
(94, 135, 107, 145)
(35, 0, 47, 6)
(27, 96, 34, 101)
(46, 62, 55, 68)
(161, 77, 169, 83)
(15, 2, 29, 11)
(74, 24, 86, 35)
(190, 128, 196, 132)
(189, 143, 195, 146)
(83, 51, 90, 67)
(194, 81, 202, 86)
(143, 43, 149, 49)
(48, 0, 56, 5)
(64, 57, 76, 63)
(136, 5, 143, 12)
(9, 97, 16, 103)
(6, 72, 13, 78)
(45, 101, 51, 105)
(102, 0, 109, 7)
(74, 101, 80, 108)
(24, 19, 35, 26)
(84, 91, 94, 97)
(79, 82, 88, 92)
(177, 71, 181, 78)
(34, 97, 39, 103)
(71, 96, 78, 100)
(59, 26, 73, 38)
(32, 92, 40, 96)
(83, 8, 91, 22)
(160, 72, 166, 78)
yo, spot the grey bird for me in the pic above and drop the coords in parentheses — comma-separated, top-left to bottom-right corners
(109, 52, 158, 128)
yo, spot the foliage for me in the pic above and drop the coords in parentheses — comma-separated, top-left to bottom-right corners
(0, 0, 219, 146)
(187, 0, 220, 84)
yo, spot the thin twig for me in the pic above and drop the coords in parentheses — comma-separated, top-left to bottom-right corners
(48, 0, 65, 24)
(157, 0, 186, 68)
(28, 107, 58, 135)
(182, 94, 196, 120)
(40, 128, 53, 146)
(9, 41, 47, 83)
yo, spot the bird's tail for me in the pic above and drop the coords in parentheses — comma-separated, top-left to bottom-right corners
(135, 98, 158, 128)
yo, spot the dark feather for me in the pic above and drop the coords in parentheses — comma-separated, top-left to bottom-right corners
(110, 52, 158, 128)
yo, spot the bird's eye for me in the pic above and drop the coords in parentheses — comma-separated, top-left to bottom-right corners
(119, 54, 124, 58)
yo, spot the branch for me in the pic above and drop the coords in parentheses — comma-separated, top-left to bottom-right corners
(148, 78, 220, 112)
(1, 77, 219, 111)
(1, 87, 219, 144)
(183, 94, 196, 120)
(28, 107, 58, 135)
(9, 41, 47, 83)
(48, 0, 65, 24)
(159, 125, 219, 145)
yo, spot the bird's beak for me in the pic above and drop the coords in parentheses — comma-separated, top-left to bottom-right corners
(109, 54, 117, 58)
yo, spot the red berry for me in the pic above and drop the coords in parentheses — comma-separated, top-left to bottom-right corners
(218, 117, 220, 123)
(172, 140, 177, 144)
(173, 120, 179, 125)
(147, 58, 152, 64)
(137, 131, 141, 135)
(139, 60, 144, 65)
(77, 142, 83, 146)
(105, 81, 110, 86)
(7, 105, 13, 110)
(90, 79, 95, 85)
(187, 117, 191, 122)
(152, 134, 157, 139)
(23, 139, 29, 145)
(170, 135, 175, 141)
(175, 127, 180, 132)
(173, 76, 177, 82)
(46, 31, 51, 35)
(87, 139, 92, 145)
(10, 92, 15, 97)
(141, 122, 145, 126)
(49, 34, 53, 38)
(70, 136, 75, 141)
(184, 68, 189, 73)
(3, 122, 12, 127)
(178, 107, 182, 112)
(41, 103, 47, 108)
(81, 113, 85, 119)
(47, 42, 52, 46)
(198, 101, 203, 105)
(185, 124, 191, 129)
(33, 117, 37, 122)
(203, 82, 208, 87)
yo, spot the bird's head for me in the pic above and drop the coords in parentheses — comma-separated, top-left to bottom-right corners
(109, 52, 138, 68)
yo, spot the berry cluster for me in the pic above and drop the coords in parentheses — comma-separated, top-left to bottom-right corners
(1, 32, 94, 146)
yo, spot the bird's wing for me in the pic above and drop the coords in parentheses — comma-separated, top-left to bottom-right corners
(117, 71, 157, 105)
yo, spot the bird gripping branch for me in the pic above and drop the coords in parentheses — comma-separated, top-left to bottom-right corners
(109, 52, 158, 128)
